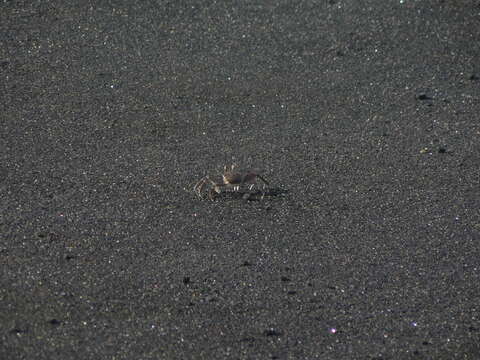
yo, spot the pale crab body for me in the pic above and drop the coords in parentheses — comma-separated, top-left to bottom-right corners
(194, 165, 269, 200)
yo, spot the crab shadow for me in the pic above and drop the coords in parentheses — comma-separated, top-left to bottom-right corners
(213, 187, 288, 201)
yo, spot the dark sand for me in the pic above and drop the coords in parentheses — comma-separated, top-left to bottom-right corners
(1, 1, 480, 359)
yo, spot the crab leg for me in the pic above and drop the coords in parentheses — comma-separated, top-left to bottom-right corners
(193, 177, 207, 196)
(256, 175, 269, 187)
(194, 176, 226, 199)
(194, 176, 214, 197)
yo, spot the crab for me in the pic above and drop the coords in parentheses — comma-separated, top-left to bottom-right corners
(193, 164, 270, 200)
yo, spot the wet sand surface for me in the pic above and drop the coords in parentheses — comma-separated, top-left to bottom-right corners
(2, 1, 480, 359)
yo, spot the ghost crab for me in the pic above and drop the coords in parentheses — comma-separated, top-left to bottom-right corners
(193, 164, 270, 200)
